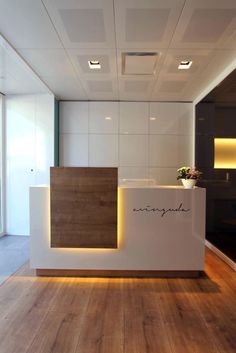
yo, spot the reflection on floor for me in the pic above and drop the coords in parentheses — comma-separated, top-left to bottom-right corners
(207, 232, 236, 262)
(0, 235, 29, 285)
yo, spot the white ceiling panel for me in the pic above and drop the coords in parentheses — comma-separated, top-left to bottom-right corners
(83, 77, 118, 100)
(171, 0, 236, 49)
(119, 77, 155, 101)
(0, 0, 62, 49)
(114, 0, 185, 49)
(67, 48, 117, 78)
(150, 87, 195, 102)
(159, 49, 215, 76)
(87, 80, 113, 92)
(0, 0, 236, 101)
(60, 9, 106, 43)
(18, 49, 76, 78)
(41, 76, 87, 100)
(0, 74, 47, 95)
(42, 0, 116, 49)
(124, 80, 150, 92)
(125, 9, 170, 42)
(159, 80, 188, 93)
(182, 9, 235, 43)
(0, 35, 50, 95)
(151, 69, 197, 101)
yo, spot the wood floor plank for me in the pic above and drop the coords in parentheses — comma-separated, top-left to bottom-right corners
(26, 311, 82, 353)
(99, 280, 124, 353)
(123, 278, 173, 353)
(0, 307, 48, 353)
(0, 249, 235, 353)
(48, 277, 95, 314)
(153, 279, 220, 353)
(74, 279, 109, 353)
(180, 278, 236, 353)
(0, 268, 66, 353)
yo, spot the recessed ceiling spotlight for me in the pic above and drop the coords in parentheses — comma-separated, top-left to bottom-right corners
(150, 117, 156, 121)
(105, 116, 111, 120)
(88, 60, 101, 69)
(178, 60, 192, 70)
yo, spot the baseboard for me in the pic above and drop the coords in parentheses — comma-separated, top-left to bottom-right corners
(36, 269, 200, 278)
(205, 240, 236, 271)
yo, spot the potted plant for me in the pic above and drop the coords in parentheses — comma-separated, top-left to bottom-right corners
(177, 166, 202, 189)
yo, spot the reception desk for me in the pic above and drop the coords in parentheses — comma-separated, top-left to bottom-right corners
(30, 182, 206, 277)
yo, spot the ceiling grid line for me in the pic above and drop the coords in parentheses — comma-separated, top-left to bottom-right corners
(41, 0, 89, 100)
(0, 0, 236, 100)
(149, 0, 187, 99)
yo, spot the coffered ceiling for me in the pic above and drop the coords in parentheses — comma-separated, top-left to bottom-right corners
(0, 0, 236, 101)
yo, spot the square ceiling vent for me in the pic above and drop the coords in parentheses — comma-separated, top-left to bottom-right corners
(122, 52, 158, 75)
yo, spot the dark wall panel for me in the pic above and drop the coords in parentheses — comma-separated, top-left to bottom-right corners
(195, 102, 236, 262)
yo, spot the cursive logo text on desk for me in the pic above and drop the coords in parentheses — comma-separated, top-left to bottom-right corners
(133, 203, 190, 217)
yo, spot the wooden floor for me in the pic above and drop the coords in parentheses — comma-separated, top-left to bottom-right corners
(0, 249, 235, 353)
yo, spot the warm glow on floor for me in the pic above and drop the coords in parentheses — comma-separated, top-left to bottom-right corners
(214, 138, 236, 169)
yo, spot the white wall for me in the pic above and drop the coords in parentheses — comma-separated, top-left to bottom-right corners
(0, 94, 4, 236)
(60, 101, 194, 185)
(6, 93, 54, 235)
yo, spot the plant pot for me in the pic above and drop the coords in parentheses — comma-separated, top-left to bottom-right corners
(181, 179, 197, 189)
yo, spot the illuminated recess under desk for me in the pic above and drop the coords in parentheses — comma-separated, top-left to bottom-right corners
(30, 185, 206, 277)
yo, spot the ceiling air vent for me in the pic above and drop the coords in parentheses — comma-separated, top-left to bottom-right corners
(122, 52, 158, 75)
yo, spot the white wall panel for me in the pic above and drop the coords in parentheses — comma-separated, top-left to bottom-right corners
(118, 167, 148, 180)
(60, 101, 194, 184)
(89, 102, 119, 133)
(149, 134, 192, 167)
(6, 93, 54, 235)
(60, 101, 88, 133)
(60, 133, 88, 167)
(89, 134, 118, 167)
(149, 167, 180, 185)
(120, 102, 148, 134)
(6, 95, 35, 236)
(119, 134, 148, 167)
(149, 102, 193, 135)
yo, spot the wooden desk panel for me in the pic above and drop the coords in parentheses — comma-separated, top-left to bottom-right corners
(50, 167, 117, 248)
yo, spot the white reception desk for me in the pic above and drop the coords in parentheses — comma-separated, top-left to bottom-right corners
(30, 185, 206, 276)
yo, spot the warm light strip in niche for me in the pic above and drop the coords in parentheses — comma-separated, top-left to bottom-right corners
(214, 138, 236, 169)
